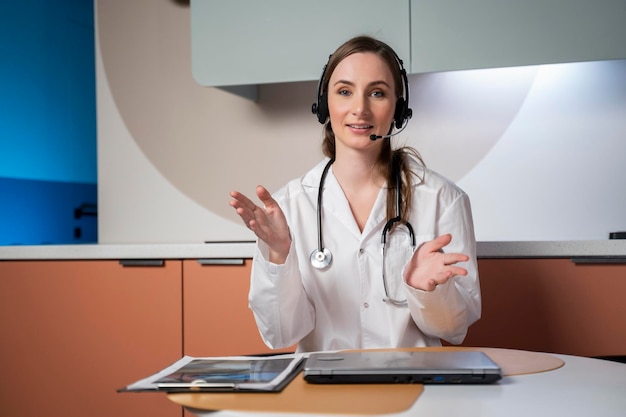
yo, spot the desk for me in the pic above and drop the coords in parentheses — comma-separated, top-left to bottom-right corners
(170, 350, 626, 417)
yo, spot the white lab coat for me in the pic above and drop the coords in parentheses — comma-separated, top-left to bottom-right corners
(249, 157, 481, 353)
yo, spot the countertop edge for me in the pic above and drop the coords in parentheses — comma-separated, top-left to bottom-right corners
(1, 240, 625, 260)
(477, 240, 626, 258)
(0, 242, 257, 260)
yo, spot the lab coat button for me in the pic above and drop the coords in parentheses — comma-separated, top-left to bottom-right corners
(363, 302, 369, 308)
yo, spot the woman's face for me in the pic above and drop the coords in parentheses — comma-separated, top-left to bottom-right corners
(327, 52, 397, 153)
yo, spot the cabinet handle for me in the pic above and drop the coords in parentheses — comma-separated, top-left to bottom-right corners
(197, 259, 245, 265)
(119, 259, 165, 267)
(571, 256, 626, 265)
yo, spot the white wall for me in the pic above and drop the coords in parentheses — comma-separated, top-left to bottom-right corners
(97, 0, 324, 244)
(410, 61, 626, 241)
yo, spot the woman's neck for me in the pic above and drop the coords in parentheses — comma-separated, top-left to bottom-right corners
(332, 152, 385, 232)
(332, 150, 384, 189)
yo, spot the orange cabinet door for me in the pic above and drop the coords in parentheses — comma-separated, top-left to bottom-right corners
(182, 259, 295, 357)
(462, 258, 626, 357)
(0, 260, 183, 417)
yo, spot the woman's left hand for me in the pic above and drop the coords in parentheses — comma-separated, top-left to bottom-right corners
(404, 234, 469, 292)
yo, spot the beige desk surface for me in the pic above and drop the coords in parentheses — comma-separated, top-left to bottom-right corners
(168, 346, 564, 415)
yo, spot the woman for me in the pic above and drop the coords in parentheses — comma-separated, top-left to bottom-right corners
(229, 36, 481, 353)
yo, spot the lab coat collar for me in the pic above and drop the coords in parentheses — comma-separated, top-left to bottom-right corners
(302, 158, 387, 241)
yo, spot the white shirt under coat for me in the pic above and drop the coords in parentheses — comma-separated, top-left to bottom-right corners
(249, 157, 481, 353)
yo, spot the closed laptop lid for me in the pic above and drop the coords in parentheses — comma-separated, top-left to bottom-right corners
(303, 350, 502, 384)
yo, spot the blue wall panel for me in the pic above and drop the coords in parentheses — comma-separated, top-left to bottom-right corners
(0, 0, 97, 245)
(0, 177, 97, 245)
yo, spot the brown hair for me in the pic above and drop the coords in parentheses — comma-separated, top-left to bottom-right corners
(320, 36, 424, 222)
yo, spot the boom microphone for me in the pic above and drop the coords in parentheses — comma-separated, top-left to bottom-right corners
(370, 123, 408, 141)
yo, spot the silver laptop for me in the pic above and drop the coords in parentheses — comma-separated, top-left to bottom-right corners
(303, 350, 502, 384)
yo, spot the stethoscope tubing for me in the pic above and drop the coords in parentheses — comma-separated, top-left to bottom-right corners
(310, 157, 415, 306)
(310, 159, 335, 269)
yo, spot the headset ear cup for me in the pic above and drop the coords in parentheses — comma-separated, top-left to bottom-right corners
(317, 92, 329, 124)
(394, 98, 407, 129)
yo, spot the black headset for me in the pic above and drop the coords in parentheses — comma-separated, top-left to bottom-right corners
(311, 48, 412, 129)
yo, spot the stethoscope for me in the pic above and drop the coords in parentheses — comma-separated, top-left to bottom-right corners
(310, 158, 416, 305)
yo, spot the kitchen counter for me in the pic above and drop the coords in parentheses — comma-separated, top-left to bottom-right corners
(0, 241, 256, 260)
(1, 240, 625, 260)
(477, 239, 626, 259)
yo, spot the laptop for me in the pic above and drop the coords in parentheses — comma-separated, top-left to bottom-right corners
(303, 350, 502, 384)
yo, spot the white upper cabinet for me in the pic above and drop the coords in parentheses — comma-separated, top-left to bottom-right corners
(190, 0, 411, 87)
(410, 0, 626, 73)
(191, 0, 626, 89)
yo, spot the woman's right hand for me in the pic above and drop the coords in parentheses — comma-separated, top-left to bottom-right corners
(403, 234, 469, 292)
(229, 185, 291, 264)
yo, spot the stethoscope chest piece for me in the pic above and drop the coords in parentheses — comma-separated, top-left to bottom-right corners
(310, 248, 332, 269)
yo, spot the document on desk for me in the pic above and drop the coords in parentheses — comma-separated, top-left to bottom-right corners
(119, 353, 305, 393)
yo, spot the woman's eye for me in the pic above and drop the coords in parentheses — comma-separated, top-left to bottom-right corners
(338, 89, 350, 96)
(371, 91, 385, 98)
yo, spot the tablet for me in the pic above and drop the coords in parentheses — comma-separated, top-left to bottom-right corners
(303, 350, 502, 384)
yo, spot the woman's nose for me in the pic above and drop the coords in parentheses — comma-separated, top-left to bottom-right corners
(351, 93, 369, 116)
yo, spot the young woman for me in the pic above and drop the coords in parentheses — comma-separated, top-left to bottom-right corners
(230, 36, 481, 353)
